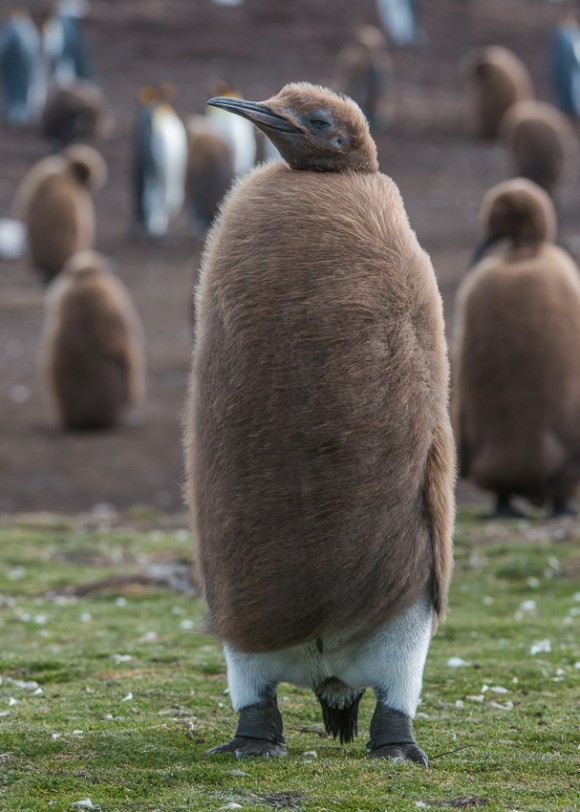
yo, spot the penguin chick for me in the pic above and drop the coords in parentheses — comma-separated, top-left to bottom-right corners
(41, 78, 113, 145)
(14, 143, 107, 283)
(334, 24, 394, 132)
(186, 83, 455, 764)
(184, 114, 235, 236)
(498, 99, 577, 197)
(463, 45, 534, 139)
(453, 178, 580, 518)
(41, 249, 145, 431)
(132, 85, 188, 239)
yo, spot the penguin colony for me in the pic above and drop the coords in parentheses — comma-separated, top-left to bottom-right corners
(453, 179, 580, 518)
(186, 83, 455, 764)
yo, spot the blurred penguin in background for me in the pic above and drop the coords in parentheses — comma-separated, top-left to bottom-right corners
(464, 46, 534, 139)
(499, 100, 577, 198)
(206, 80, 257, 176)
(185, 114, 234, 237)
(335, 25, 394, 132)
(41, 77, 112, 145)
(454, 179, 580, 518)
(550, 11, 580, 117)
(0, 8, 47, 125)
(41, 249, 145, 432)
(41, 0, 94, 83)
(132, 84, 188, 239)
(14, 143, 107, 283)
(376, 0, 422, 47)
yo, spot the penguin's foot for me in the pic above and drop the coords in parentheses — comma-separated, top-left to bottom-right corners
(208, 737, 287, 759)
(366, 704, 428, 767)
(209, 695, 286, 758)
(491, 494, 527, 519)
(551, 499, 577, 518)
(368, 742, 428, 767)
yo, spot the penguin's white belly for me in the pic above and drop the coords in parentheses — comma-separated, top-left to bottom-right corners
(208, 109, 256, 176)
(224, 592, 434, 718)
(145, 111, 187, 235)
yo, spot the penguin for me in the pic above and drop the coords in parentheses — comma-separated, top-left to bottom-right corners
(41, 0, 94, 83)
(463, 45, 534, 139)
(14, 143, 107, 283)
(498, 99, 578, 197)
(550, 12, 580, 117)
(41, 78, 113, 145)
(184, 114, 235, 236)
(375, 0, 421, 47)
(41, 249, 145, 431)
(185, 83, 455, 764)
(205, 80, 257, 176)
(0, 9, 47, 125)
(453, 178, 580, 518)
(334, 25, 394, 132)
(132, 84, 188, 239)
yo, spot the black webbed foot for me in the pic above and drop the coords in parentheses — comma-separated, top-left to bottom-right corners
(209, 737, 287, 758)
(366, 703, 428, 768)
(209, 694, 286, 759)
(368, 742, 428, 767)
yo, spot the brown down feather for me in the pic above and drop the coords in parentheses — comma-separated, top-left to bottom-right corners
(499, 100, 578, 196)
(14, 145, 107, 283)
(464, 45, 534, 139)
(185, 84, 455, 654)
(41, 250, 145, 430)
(453, 178, 580, 503)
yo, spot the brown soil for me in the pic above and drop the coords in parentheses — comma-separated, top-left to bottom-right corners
(1, 0, 578, 514)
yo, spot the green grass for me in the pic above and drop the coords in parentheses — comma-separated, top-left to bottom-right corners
(0, 511, 579, 811)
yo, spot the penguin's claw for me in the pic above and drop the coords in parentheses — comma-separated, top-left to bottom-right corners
(368, 743, 429, 767)
(208, 737, 288, 758)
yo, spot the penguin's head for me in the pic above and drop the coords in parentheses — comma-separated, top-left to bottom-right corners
(207, 82, 379, 173)
(471, 178, 556, 265)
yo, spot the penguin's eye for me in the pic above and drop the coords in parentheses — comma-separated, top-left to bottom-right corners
(310, 118, 329, 129)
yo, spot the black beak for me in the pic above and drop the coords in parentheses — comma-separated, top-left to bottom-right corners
(469, 232, 503, 268)
(207, 96, 302, 134)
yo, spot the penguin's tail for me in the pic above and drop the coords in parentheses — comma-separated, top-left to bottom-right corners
(315, 678, 365, 744)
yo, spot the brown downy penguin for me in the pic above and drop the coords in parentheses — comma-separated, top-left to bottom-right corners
(41, 78, 113, 145)
(185, 83, 455, 764)
(334, 25, 394, 132)
(14, 143, 106, 283)
(498, 100, 577, 197)
(184, 114, 235, 236)
(453, 178, 580, 518)
(464, 46, 534, 139)
(41, 249, 145, 431)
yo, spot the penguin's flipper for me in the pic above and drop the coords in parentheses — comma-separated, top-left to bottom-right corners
(208, 695, 287, 758)
(366, 703, 428, 767)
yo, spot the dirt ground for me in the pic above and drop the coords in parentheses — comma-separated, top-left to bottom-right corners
(1, 0, 578, 515)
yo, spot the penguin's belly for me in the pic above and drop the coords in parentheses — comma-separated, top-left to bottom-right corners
(193, 270, 434, 652)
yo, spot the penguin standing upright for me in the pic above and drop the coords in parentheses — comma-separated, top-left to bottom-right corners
(41, 249, 145, 431)
(453, 178, 580, 518)
(14, 143, 107, 283)
(132, 85, 188, 239)
(206, 80, 257, 176)
(550, 12, 580, 117)
(0, 9, 47, 125)
(41, 0, 94, 83)
(185, 83, 455, 764)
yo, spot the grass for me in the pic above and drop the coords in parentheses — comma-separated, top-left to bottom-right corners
(0, 509, 579, 811)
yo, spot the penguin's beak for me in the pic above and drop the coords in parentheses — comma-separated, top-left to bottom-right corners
(469, 232, 502, 267)
(207, 96, 302, 134)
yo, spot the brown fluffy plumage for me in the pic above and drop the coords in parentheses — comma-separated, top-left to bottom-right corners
(464, 45, 534, 139)
(453, 178, 580, 508)
(185, 115, 235, 235)
(185, 83, 455, 654)
(14, 144, 107, 283)
(41, 250, 145, 430)
(499, 99, 577, 195)
(41, 80, 113, 146)
(334, 25, 394, 131)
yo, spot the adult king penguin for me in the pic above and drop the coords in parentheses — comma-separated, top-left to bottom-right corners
(185, 83, 455, 764)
